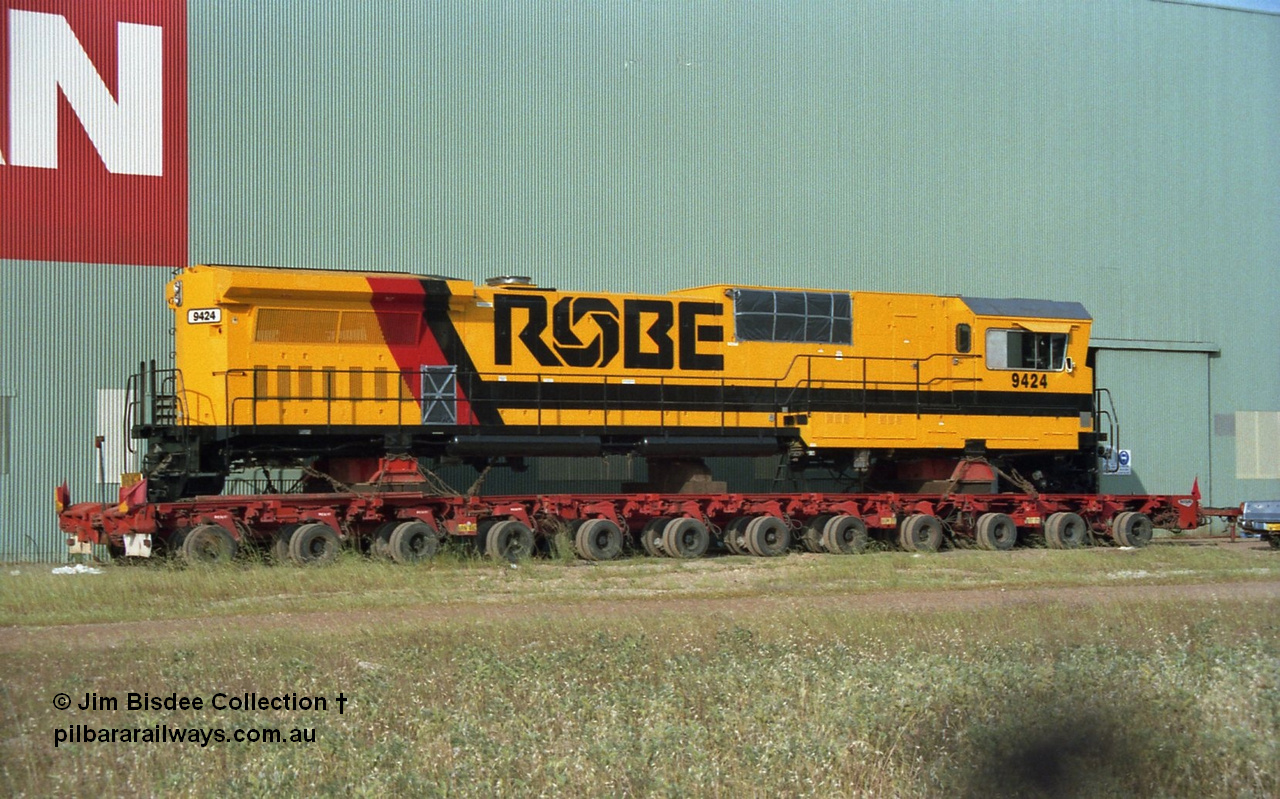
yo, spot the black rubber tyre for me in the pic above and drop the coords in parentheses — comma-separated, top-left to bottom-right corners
(388, 520, 440, 563)
(1112, 511, 1153, 548)
(799, 514, 830, 553)
(1128, 512, 1154, 548)
(639, 517, 671, 557)
(822, 514, 868, 554)
(745, 515, 789, 557)
(1111, 511, 1134, 546)
(1044, 512, 1087, 549)
(369, 521, 398, 559)
(271, 525, 295, 564)
(974, 513, 1018, 551)
(899, 514, 943, 552)
(141, 530, 171, 559)
(164, 527, 189, 559)
(289, 522, 341, 566)
(662, 517, 709, 559)
(486, 519, 535, 560)
(575, 518, 624, 561)
(180, 524, 238, 566)
(723, 517, 750, 555)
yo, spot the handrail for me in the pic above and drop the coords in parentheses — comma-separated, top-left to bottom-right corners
(209, 350, 1034, 434)
(225, 367, 426, 433)
(126, 361, 189, 431)
(1095, 387, 1121, 474)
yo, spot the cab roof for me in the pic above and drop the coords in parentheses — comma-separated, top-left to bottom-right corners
(960, 297, 1091, 320)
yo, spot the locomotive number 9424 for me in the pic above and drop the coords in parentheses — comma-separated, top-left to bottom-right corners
(1011, 372, 1048, 389)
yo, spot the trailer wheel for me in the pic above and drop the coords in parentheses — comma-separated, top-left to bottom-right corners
(289, 523, 341, 566)
(388, 521, 440, 563)
(486, 520, 534, 560)
(271, 526, 295, 564)
(140, 531, 171, 559)
(369, 521, 398, 559)
(799, 515, 830, 553)
(1110, 512, 1130, 545)
(163, 527, 189, 559)
(180, 524, 238, 566)
(1129, 512, 1153, 547)
(899, 514, 943, 552)
(1112, 512, 1153, 548)
(975, 513, 1018, 551)
(575, 519, 623, 561)
(1044, 512, 1087, 549)
(663, 517, 709, 559)
(822, 514, 868, 554)
(723, 517, 750, 555)
(745, 515, 789, 557)
(640, 517, 671, 557)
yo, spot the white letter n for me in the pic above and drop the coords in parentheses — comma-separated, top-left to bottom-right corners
(9, 10, 163, 175)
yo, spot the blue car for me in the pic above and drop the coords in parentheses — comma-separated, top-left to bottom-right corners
(1240, 501, 1280, 548)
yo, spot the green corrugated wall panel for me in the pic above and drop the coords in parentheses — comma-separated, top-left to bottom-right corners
(1095, 350, 1210, 497)
(2, 1, 1277, 558)
(188, 2, 1278, 330)
(183, 0, 1278, 508)
(0, 263, 170, 559)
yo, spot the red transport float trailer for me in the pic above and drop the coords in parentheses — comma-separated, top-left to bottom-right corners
(52, 265, 1241, 564)
(56, 457, 1220, 566)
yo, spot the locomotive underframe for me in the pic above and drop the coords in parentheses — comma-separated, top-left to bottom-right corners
(133, 420, 1101, 504)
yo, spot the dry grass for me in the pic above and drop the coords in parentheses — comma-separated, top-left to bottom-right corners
(1, 542, 1274, 627)
(1, 545, 1276, 797)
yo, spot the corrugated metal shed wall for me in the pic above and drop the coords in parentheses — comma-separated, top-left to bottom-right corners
(0, 264, 171, 559)
(1095, 349, 1211, 496)
(3, 0, 1277, 558)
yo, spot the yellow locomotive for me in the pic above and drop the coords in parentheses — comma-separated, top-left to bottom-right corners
(133, 264, 1098, 500)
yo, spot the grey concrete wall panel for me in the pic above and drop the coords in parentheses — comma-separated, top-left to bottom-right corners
(4, 1, 1278, 558)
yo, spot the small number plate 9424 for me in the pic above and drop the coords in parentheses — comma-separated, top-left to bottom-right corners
(1011, 372, 1047, 389)
(187, 308, 222, 324)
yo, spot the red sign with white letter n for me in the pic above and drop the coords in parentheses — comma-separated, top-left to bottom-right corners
(1, 1, 186, 266)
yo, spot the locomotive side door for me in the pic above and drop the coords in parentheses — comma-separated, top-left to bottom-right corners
(420, 365, 458, 425)
(881, 305, 922, 440)
(948, 305, 978, 406)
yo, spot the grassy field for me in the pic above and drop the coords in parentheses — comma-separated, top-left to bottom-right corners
(1, 544, 1277, 797)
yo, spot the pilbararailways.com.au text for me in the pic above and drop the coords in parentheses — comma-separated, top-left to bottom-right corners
(55, 724, 315, 748)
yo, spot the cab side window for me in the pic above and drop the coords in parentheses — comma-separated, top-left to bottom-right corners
(985, 329, 1067, 371)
